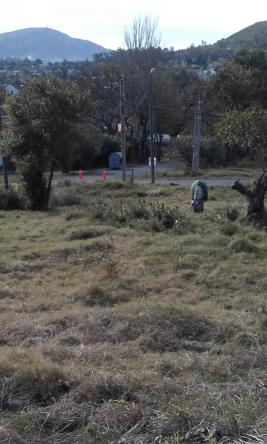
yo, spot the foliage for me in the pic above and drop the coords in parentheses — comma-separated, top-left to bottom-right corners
(76, 63, 121, 136)
(69, 123, 103, 171)
(166, 135, 236, 167)
(0, 188, 23, 210)
(0, 75, 91, 210)
(152, 68, 202, 137)
(229, 237, 258, 253)
(94, 136, 121, 167)
(205, 49, 267, 162)
(206, 62, 253, 111)
(218, 107, 267, 163)
(90, 196, 193, 234)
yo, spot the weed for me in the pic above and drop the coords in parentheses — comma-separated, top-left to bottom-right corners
(0, 351, 70, 409)
(66, 227, 106, 241)
(73, 373, 133, 404)
(76, 286, 118, 306)
(51, 190, 81, 207)
(229, 237, 258, 253)
(220, 222, 238, 236)
(0, 182, 266, 443)
(56, 179, 72, 188)
(0, 188, 24, 210)
(226, 208, 239, 221)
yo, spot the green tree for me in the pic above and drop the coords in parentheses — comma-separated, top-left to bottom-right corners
(1, 75, 90, 210)
(206, 49, 267, 113)
(218, 106, 267, 164)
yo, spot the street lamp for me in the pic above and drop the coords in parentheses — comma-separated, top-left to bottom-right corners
(0, 106, 9, 190)
(119, 76, 127, 181)
(149, 67, 155, 184)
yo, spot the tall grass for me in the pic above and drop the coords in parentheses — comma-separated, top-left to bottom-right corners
(0, 181, 266, 443)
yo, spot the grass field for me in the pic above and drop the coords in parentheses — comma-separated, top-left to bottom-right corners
(0, 180, 266, 443)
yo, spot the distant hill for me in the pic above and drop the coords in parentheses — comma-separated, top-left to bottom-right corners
(176, 21, 267, 69)
(215, 21, 267, 52)
(0, 28, 108, 61)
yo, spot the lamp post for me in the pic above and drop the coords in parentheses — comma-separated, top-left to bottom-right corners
(0, 106, 8, 191)
(149, 67, 155, 184)
(119, 76, 126, 181)
(192, 97, 202, 174)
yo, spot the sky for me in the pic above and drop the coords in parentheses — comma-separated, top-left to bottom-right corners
(0, 0, 266, 50)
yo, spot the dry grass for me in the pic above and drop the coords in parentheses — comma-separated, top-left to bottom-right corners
(0, 180, 266, 443)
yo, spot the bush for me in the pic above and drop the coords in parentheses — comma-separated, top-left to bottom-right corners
(229, 237, 258, 253)
(66, 227, 106, 241)
(56, 179, 72, 188)
(166, 135, 239, 167)
(76, 286, 118, 307)
(0, 353, 70, 409)
(0, 188, 23, 210)
(90, 198, 193, 234)
(219, 222, 238, 236)
(51, 191, 81, 207)
(93, 137, 121, 167)
(226, 208, 239, 221)
(18, 163, 48, 210)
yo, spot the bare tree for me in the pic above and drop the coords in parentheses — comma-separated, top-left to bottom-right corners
(124, 15, 161, 50)
(120, 16, 162, 161)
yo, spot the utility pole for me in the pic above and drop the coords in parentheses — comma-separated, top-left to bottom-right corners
(120, 76, 126, 181)
(192, 98, 202, 174)
(149, 68, 155, 184)
(0, 107, 8, 191)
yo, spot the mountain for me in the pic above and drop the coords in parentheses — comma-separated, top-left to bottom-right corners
(0, 28, 108, 61)
(215, 21, 267, 52)
(176, 21, 267, 70)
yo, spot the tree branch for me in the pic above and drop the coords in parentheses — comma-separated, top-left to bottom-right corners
(231, 180, 251, 198)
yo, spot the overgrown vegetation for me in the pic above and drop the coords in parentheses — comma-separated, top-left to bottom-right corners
(0, 181, 266, 443)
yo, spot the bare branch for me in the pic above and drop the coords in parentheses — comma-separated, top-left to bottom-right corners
(123, 15, 160, 50)
(232, 180, 251, 198)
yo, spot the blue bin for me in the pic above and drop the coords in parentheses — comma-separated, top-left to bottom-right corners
(109, 152, 122, 169)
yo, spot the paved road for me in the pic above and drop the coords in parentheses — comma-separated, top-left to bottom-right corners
(63, 163, 251, 188)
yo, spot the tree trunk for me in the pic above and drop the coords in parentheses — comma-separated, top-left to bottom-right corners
(232, 172, 267, 220)
(137, 117, 148, 163)
(2, 156, 9, 191)
(45, 160, 56, 210)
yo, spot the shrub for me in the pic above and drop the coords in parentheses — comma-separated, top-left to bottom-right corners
(76, 286, 118, 307)
(229, 237, 258, 253)
(0, 353, 70, 408)
(220, 222, 238, 236)
(18, 163, 48, 210)
(73, 374, 131, 404)
(0, 188, 23, 210)
(56, 179, 72, 188)
(51, 191, 81, 207)
(226, 208, 239, 221)
(126, 199, 150, 220)
(166, 135, 230, 167)
(66, 227, 106, 241)
(90, 198, 193, 234)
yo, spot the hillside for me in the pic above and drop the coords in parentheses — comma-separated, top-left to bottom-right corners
(0, 28, 108, 61)
(175, 21, 267, 69)
(215, 20, 267, 52)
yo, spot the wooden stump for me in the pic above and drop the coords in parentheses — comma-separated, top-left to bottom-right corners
(232, 171, 267, 222)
